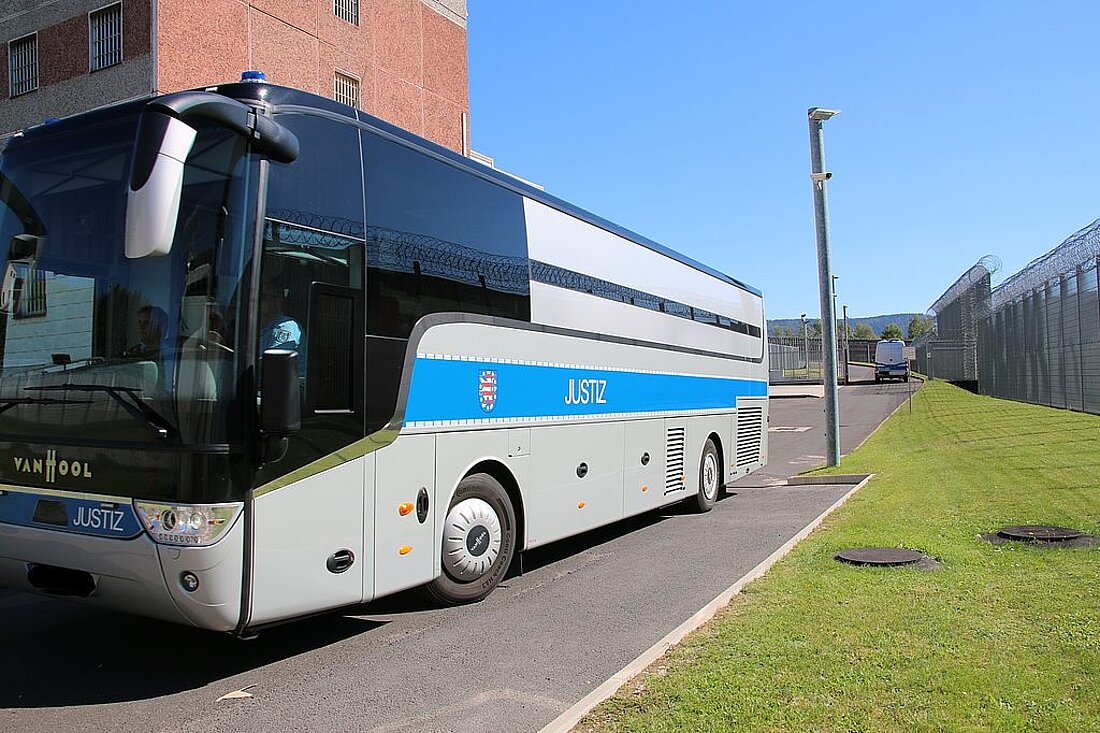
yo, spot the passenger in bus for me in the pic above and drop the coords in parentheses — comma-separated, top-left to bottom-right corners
(260, 285, 304, 359)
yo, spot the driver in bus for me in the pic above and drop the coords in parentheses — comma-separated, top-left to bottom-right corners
(125, 305, 168, 360)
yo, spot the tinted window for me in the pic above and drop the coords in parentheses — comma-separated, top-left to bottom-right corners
(0, 115, 257, 502)
(361, 134, 529, 431)
(266, 114, 365, 231)
(257, 114, 365, 487)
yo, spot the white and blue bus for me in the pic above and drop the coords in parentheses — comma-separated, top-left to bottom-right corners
(0, 76, 768, 633)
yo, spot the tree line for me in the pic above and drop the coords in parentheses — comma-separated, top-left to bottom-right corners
(772, 315, 932, 341)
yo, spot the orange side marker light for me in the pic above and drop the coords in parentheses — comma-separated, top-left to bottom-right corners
(398, 502, 414, 516)
(399, 545, 413, 555)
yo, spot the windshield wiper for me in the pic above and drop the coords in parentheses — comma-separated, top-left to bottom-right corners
(26, 384, 175, 440)
(0, 396, 93, 416)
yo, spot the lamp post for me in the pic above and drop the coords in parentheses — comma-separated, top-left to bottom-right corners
(800, 313, 808, 371)
(842, 304, 851, 384)
(808, 106, 841, 467)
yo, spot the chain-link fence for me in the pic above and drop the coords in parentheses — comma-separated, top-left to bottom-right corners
(768, 336, 879, 383)
(769, 336, 824, 383)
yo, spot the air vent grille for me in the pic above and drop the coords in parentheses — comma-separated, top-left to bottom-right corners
(665, 426, 686, 493)
(736, 406, 764, 467)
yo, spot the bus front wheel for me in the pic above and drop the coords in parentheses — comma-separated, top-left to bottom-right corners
(690, 439, 721, 513)
(426, 472, 517, 605)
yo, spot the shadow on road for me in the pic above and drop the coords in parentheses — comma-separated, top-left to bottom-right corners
(1, 492, 732, 709)
(511, 493, 725, 576)
(0, 598, 386, 708)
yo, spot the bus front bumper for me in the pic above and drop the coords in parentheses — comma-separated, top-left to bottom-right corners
(0, 518, 244, 631)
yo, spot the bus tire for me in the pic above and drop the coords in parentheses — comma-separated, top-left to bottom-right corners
(691, 438, 720, 513)
(426, 472, 517, 606)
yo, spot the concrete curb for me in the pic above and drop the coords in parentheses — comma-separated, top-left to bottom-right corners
(537, 473, 876, 733)
(787, 473, 869, 486)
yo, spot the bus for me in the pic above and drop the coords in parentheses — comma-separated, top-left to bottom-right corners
(0, 76, 768, 633)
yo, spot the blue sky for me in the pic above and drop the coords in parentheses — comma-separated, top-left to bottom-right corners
(466, 1, 1100, 319)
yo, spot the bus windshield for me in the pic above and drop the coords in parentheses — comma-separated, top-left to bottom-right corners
(0, 109, 258, 500)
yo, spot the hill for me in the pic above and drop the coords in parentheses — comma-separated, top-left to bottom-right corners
(768, 313, 923, 338)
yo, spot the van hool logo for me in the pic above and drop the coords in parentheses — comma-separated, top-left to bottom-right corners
(12, 450, 93, 482)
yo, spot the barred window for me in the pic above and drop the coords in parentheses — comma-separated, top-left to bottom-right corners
(334, 0, 359, 26)
(5, 262, 47, 318)
(334, 71, 360, 108)
(8, 34, 38, 97)
(90, 3, 123, 71)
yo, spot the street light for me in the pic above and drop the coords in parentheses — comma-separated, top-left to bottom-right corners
(800, 313, 808, 370)
(808, 106, 841, 467)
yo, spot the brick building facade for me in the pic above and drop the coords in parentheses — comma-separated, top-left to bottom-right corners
(0, 0, 469, 152)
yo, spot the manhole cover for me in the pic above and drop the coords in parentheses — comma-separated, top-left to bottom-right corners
(981, 524, 1099, 548)
(835, 547, 924, 567)
(997, 525, 1083, 542)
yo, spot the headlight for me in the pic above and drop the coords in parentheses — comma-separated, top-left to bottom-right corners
(134, 501, 242, 546)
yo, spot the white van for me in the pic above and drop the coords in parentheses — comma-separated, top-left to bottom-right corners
(874, 339, 909, 382)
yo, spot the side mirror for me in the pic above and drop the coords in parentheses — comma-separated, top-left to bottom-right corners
(125, 92, 299, 260)
(260, 349, 300, 436)
(125, 112, 197, 259)
(9, 234, 41, 261)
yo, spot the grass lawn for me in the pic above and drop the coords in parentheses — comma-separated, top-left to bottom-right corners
(578, 381, 1100, 732)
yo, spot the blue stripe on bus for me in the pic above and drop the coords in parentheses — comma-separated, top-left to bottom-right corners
(0, 489, 143, 539)
(404, 357, 767, 424)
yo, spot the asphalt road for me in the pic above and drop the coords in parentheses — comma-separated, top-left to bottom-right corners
(1, 367, 914, 733)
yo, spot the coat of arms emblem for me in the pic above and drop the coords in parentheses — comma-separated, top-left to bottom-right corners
(478, 370, 498, 413)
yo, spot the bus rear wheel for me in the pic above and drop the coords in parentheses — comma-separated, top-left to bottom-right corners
(690, 438, 721, 513)
(426, 472, 517, 605)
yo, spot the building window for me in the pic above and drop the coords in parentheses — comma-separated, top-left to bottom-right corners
(334, 0, 359, 26)
(90, 3, 123, 71)
(4, 262, 47, 318)
(8, 33, 38, 97)
(334, 72, 360, 108)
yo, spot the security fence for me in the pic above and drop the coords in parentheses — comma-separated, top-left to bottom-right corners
(927, 219, 1100, 415)
(769, 336, 824, 383)
(768, 336, 879, 383)
(979, 227, 1100, 412)
(845, 339, 879, 364)
(917, 258, 995, 384)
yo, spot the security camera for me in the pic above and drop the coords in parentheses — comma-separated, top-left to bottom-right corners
(810, 172, 833, 183)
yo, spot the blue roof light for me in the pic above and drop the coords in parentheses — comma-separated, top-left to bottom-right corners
(240, 70, 267, 82)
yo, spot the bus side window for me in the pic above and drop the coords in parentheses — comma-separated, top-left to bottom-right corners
(360, 132, 530, 432)
(256, 112, 366, 484)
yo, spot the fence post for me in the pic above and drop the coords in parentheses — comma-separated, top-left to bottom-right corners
(1047, 281, 1054, 407)
(1078, 266, 1086, 411)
